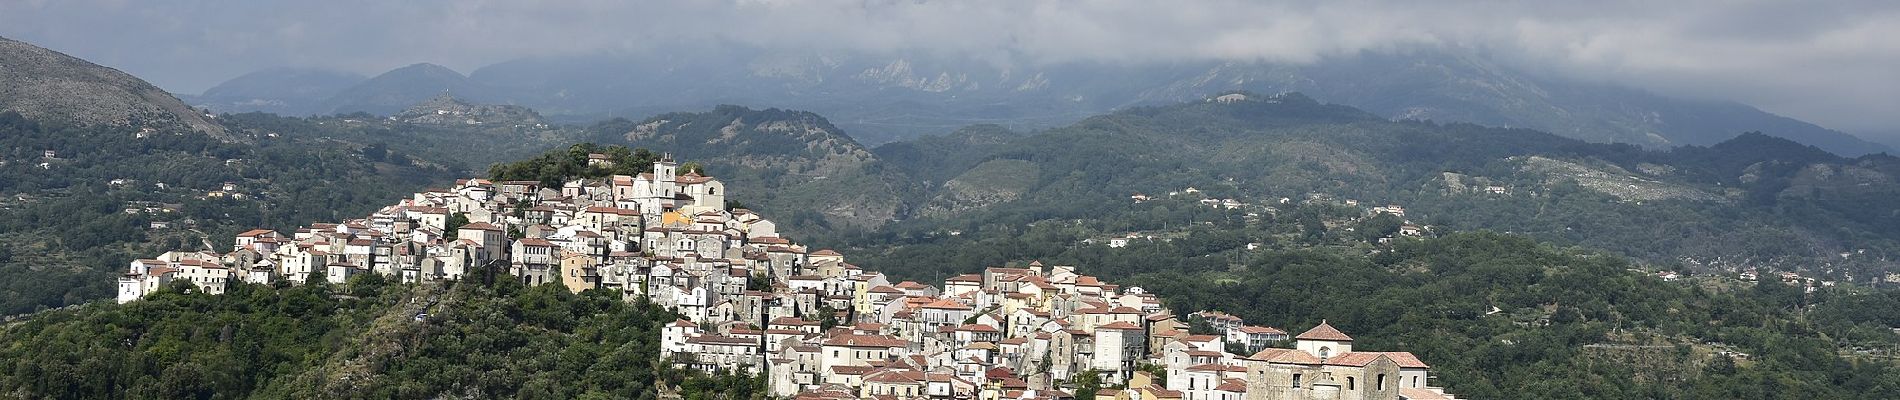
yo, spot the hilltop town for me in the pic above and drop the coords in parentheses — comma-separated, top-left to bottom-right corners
(115, 156, 1457, 400)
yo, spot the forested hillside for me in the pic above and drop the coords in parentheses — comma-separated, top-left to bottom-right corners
(0, 112, 455, 316)
(866, 92, 1900, 280)
(0, 275, 758, 399)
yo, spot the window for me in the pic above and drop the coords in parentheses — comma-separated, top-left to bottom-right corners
(1377, 374, 1387, 391)
(1348, 377, 1355, 390)
(1292, 373, 1302, 388)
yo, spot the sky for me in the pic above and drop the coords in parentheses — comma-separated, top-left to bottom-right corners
(1, 0, 1896, 136)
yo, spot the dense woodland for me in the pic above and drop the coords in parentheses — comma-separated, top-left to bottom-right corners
(0, 273, 761, 399)
(486, 143, 668, 187)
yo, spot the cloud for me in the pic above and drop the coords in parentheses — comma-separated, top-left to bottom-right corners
(0, 0, 1895, 134)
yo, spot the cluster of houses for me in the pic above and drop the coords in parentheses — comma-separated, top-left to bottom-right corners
(1129, 187, 1253, 210)
(1735, 269, 1834, 293)
(715, 260, 1458, 400)
(1103, 194, 1428, 250)
(117, 156, 753, 303)
(113, 157, 1456, 400)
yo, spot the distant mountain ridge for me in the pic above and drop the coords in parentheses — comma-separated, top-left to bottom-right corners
(320, 63, 493, 116)
(0, 36, 228, 139)
(869, 92, 1900, 275)
(192, 47, 1887, 155)
(179, 67, 365, 116)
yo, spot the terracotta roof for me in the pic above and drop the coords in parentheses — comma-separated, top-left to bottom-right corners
(1296, 320, 1354, 341)
(748, 236, 790, 245)
(1239, 325, 1287, 335)
(675, 172, 714, 184)
(830, 365, 874, 375)
(1095, 321, 1141, 331)
(236, 229, 275, 237)
(1375, 351, 1430, 368)
(1322, 352, 1387, 367)
(1215, 379, 1249, 392)
(957, 324, 999, 332)
(811, 249, 842, 257)
(945, 274, 982, 283)
(1248, 348, 1321, 365)
(822, 334, 909, 348)
(863, 369, 926, 384)
(1185, 350, 1225, 357)
(1399, 388, 1454, 400)
(921, 298, 973, 310)
(459, 222, 503, 231)
(1138, 386, 1184, 397)
(1184, 364, 1227, 372)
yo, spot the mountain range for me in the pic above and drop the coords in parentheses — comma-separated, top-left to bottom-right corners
(862, 92, 1900, 278)
(9, 30, 1893, 291)
(6, 35, 1900, 399)
(180, 47, 1889, 156)
(447, 93, 1900, 280)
